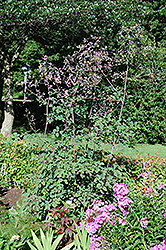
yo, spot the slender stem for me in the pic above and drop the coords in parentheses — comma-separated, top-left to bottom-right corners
(71, 105, 76, 163)
(94, 60, 118, 93)
(102, 61, 129, 189)
(44, 98, 49, 138)
(85, 95, 95, 156)
(26, 109, 52, 148)
(71, 105, 77, 194)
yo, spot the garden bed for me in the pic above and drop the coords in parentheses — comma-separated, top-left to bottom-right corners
(0, 185, 23, 209)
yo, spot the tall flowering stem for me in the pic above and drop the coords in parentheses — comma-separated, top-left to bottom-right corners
(102, 59, 129, 189)
(23, 26, 153, 199)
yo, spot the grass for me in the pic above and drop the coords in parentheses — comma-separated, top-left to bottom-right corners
(19, 132, 166, 160)
(102, 143, 166, 159)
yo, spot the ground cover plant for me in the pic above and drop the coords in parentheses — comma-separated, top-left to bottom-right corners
(0, 134, 42, 190)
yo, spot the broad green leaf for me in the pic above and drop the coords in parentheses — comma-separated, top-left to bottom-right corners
(61, 242, 75, 250)
(51, 233, 64, 250)
(31, 230, 43, 250)
(27, 241, 38, 250)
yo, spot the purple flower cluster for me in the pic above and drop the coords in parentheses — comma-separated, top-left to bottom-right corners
(141, 172, 166, 198)
(142, 171, 153, 180)
(150, 240, 166, 250)
(113, 183, 133, 216)
(84, 183, 133, 249)
(140, 217, 148, 228)
(158, 182, 166, 190)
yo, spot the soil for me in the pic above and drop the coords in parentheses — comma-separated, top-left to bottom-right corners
(0, 185, 23, 209)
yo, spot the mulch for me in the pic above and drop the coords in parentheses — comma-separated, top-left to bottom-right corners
(0, 185, 23, 209)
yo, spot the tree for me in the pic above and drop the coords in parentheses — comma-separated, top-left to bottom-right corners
(0, 0, 45, 136)
(0, 0, 111, 136)
(0, 0, 80, 136)
(1, 0, 165, 136)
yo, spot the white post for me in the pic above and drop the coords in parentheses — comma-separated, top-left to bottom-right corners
(24, 71, 27, 102)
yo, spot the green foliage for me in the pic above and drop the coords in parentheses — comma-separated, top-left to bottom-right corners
(27, 229, 74, 250)
(73, 222, 91, 250)
(0, 234, 28, 250)
(0, 203, 42, 249)
(13, 40, 45, 99)
(112, 37, 166, 145)
(24, 135, 130, 218)
(0, 135, 42, 189)
(99, 188, 166, 249)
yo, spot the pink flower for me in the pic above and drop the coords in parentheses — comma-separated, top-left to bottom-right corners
(158, 182, 166, 190)
(140, 217, 148, 228)
(104, 204, 117, 212)
(86, 223, 98, 234)
(119, 218, 126, 226)
(142, 171, 153, 180)
(113, 183, 129, 199)
(84, 183, 132, 249)
(118, 196, 133, 213)
(150, 240, 166, 250)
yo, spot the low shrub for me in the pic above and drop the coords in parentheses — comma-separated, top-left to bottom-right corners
(0, 202, 42, 249)
(24, 136, 130, 219)
(0, 135, 42, 190)
(110, 153, 166, 184)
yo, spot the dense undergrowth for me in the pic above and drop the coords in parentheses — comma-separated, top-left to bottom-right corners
(0, 133, 165, 249)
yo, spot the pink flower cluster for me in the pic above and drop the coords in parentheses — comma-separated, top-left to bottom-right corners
(158, 182, 166, 190)
(84, 183, 133, 249)
(162, 210, 166, 217)
(142, 171, 153, 180)
(113, 183, 133, 216)
(150, 240, 166, 250)
(141, 172, 166, 198)
(140, 217, 148, 228)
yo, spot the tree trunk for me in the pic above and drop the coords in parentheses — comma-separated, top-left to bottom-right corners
(1, 58, 14, 137)
(0, 77, 3, 127)
(0, 51, 4, 126)
(0, 39, 28, 137)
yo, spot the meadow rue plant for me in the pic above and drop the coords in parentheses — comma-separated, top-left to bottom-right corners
(23, 28, 138, 216)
